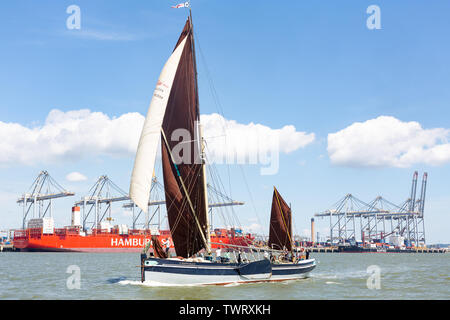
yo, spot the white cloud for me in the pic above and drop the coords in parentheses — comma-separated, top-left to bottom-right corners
(328, 116, 450, 168)
(0, 109, 144, 167)
(0, 109, 315, 168)
(201, 113, 315, 165)
(66, 172, 88, 182)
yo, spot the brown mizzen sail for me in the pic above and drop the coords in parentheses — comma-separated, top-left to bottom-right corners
(160, 17, 209, 258)
(269, 187, 293, 251)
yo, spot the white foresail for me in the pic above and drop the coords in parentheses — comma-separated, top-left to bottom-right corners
(130, 37, 188, 213)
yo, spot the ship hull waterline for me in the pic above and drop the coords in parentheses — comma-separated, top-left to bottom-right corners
(270, 258, 316, 281)
(141, 257, 316, 285)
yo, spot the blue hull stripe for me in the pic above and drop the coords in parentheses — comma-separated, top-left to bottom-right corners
(272, 265, 316, 275)
(143, 258, 272, 276)
(143, 258, 315, 277)
(145, 265, 240, 276)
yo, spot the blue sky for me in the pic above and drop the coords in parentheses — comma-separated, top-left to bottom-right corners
(1, 1, 449, 244)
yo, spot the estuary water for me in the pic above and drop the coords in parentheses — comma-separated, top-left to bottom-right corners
(0, 252, 448, 300)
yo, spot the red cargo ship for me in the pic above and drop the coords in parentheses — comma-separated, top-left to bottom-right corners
(13, 214, 254, 253)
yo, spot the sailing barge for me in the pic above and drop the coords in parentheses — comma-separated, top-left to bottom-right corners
(269, 187, 316, 280)
(130, 10, 315, 285)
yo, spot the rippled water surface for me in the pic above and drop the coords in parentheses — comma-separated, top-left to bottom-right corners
(0, 252, 448, 299)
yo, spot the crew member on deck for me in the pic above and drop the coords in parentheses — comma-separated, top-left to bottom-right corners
(165, 239, 170, 257)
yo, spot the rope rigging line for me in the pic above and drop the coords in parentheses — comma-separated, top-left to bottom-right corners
(193, 24, 268, 240)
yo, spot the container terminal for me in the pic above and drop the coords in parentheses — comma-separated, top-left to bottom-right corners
(307, 171, 447, 253)
(1, 171, 448, 253)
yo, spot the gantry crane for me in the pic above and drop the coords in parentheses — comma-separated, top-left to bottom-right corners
(17, 171, 74, 229)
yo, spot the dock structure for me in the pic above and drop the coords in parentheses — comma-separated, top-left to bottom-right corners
(314, 172, 428, 247)
(72, 175, 245, 232)
(0, 229, 17, 252)
(74, 175, 130, 231)
(17, 171, 74, 230)
(308, 247, 339, 253)
(0, 243, 17, 252)
(122, 178, 245, 232)
(304, 246, 447, 253)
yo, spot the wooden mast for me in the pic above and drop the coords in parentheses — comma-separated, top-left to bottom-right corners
(189, 8, 212, 254)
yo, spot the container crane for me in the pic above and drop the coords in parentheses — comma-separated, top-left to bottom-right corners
(17, 171, 74, 229)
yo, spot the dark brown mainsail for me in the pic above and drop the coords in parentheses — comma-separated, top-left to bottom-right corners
(160, 18, 209, 258)
(269, 187, 293, 251)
